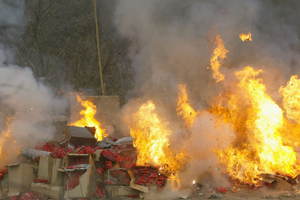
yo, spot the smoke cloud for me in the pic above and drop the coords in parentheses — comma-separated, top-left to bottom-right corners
(114, 0, 300, 191)
(0, 51, 68, 166)
(179, 113, 235, 189)
(115, 0, 300, 105)
(0, 1, 70, 167)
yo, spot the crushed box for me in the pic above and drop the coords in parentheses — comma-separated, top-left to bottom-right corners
(31, 182, 64, 199)
(62, 153, 95, 198)
(38, 155, 64, 186)
(104, 185, 139, 198)
(127, 170, 149, 193)
(7, 164, 34, 196)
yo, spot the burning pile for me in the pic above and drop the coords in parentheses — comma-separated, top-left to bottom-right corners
(123, 33, 300, 191)
(3, 32, 300, 199)
(207, 35, 300, 185)
(212, 66, 300, 184)
(0, 95, 175, 199)
(125, 101, 188, 188)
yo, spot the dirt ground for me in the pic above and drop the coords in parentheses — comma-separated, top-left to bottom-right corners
(108, 179, 300, 200)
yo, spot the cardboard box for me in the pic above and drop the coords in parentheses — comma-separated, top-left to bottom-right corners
(31, 182, 64, 199)
(105, 168, 131, 186)
(38, 155, 64, 186)
(127, 170, 149, 193)
(65, 126, 96, 147)
(105, 185, 139, 198)
(130, 178, 149, 193)
(94, 149, 103, 162)
(63, 153, 95, 198)
(64, 168, 93, 198)
(51, 157, 64, 186)
(7, 164, 34, 196)
(38, 156, 51, 182)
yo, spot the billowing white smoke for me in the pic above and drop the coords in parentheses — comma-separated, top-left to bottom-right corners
(0, 51, 68, 166)
(178, 113, 235, 189)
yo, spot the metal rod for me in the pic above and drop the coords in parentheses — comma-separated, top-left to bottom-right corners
(94, 0, 105, 95)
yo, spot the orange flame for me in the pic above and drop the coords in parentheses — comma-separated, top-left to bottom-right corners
(177, 84, 199, 128)
(239, 31, 252, 42)
(212, 67, 300, 183)
(70, 94, 107, 141)
(210, 35, 228, 82)
(0, 116, 19, 167)
(125, 101, 187, 188)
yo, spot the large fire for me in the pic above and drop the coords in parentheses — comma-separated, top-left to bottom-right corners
(122, 34, 300, 187)
(125, 101, 187, 188)
(206, 34, 300, 184)
(70, 94, 107, 141)
(211, 66, 300, 183)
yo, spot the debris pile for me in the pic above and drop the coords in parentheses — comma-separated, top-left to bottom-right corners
(0, 126, 168, 199)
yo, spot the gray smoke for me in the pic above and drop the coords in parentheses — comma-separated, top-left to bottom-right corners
(0, 1, 70, 167)
(114, 0, 300, 191)
(115, 0, 300, 105)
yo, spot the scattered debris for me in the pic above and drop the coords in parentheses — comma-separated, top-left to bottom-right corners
(3, 124, 300, 200)
(208, 194, 222, 199)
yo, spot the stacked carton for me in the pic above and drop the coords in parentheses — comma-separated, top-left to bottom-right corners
(3, 126, 168, 199)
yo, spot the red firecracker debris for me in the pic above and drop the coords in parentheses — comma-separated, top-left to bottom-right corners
(93, 146, 101, 152)
(43, 142, 54, 152)
(116, 155, 125, 163)
(121, 161, 135, 169)
(0, 168, 6, 180)
(66, 171, 85, 190)
(106, 161, 113, 169)
(33, 178, 48, 183)
(96, 167, 105, 175)
(20, 192, 35, 200)
(216, 187, 227, 194)
(127, 195, 138, 198)
(101, 149, 118, 161)
(104, 180, 114, 185)
(83, 146, 94, 155)
(94, 186, 105, 198)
